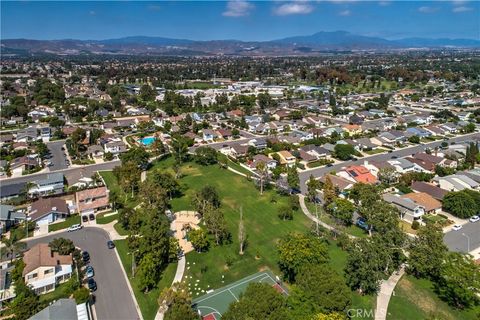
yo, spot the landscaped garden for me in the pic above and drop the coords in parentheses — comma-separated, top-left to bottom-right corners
(48, 215, 80, 232)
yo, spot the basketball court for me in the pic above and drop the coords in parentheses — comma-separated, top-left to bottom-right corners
(191, 270, 288, 320)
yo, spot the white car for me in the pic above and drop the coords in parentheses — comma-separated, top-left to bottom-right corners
(452, 224, 463, 231)
(67, 224, 83, 232)
(469, 215, 480, 223)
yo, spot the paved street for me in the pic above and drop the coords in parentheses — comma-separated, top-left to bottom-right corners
(443, 222, 480, 254)
(46, 140, 68, 171)
(0, 160, 120, 187)
(299, 132, 480, 194)
(26, 227, 140, 320)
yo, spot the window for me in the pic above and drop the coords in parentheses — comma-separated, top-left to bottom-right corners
(44, 269, 53, 275)
(27, 273, 38, 280)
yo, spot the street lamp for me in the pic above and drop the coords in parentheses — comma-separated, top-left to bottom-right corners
(461, 233, 470, 252)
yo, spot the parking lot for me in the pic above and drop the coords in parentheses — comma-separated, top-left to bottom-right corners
(46, 140, 69, 171)
(26, 227, 140, 320)
(444, 221, 480, 257)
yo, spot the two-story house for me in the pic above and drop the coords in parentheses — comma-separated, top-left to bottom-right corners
(75, 187, 110, 216)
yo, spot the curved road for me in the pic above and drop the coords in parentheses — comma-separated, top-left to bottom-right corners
(26, 227, 139, 320)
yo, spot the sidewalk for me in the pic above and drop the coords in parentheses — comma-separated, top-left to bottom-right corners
(374, 266, 405, 320)
(298, 195, 356, 239)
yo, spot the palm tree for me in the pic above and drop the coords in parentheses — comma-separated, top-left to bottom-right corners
(2, 236, 23, 262)
(255, 161, 268, 195)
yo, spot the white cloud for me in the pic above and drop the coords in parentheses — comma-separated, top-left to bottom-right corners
(418, 6, 439, 14)
(452, 6, 473, 12)
(223, 1, 254, 17)
(339, 9, 351, 16)
(273, 2, 314, 16)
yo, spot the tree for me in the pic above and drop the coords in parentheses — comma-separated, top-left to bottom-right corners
(49, 238, 75, 255)
(223, 283, 287, 320)
(169, 238, 180, 262)
(287, 166, 300, 190)
(120, 147, 149, 169)
(327, 198, 355, 226)
(114, 161, 141, 198)
(323, 175, 337, 207)
(465, 142, 479, 169)
(256, 161, 268, 195)
(407, 224, 447, 279)
(139, 84, 157, 101)
(377, 167, 397, 185)
(307, 175, 321, 203)
(35, 141, 49, 159)
(408, 135, 420, 144)
(277, 233, 329, 282)
(194, 146, 218, 165)
(203, 204, 229, 245)
(442, 190, 480, 219)
(345, 237, 387, 294)
(192, 185, 221, 216)
(435, 252, 480, 308)
(348, 183, 380, 207)
(278, 205, 294, 221)
(189, 229, 209, 252)
(160, 282, 199, 320)
(334, 144, 355, 161)
(151, 171, 180, 199)
(296, 264, 351, 313)
(139, 180, 169, 208)
(238, 207, 246, 255)
(171, 137, 190, 163)
(137, 253, 159, 292)
(1, 236, 23, 262)
(311, 312, 347, 320)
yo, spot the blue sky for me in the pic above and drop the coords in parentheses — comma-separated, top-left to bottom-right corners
(1, 1, 479, 41)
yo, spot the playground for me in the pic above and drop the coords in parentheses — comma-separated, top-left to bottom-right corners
(191, 270, 288, 320)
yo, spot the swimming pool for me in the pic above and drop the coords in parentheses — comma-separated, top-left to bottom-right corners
(140, 137, 156, 146)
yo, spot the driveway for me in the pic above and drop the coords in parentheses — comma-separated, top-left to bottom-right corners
(26, 228, 140, 320)
(443, 221, 480, 255)
(46, 140, 68, 171)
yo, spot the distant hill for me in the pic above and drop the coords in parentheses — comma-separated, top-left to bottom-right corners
(1, 31, 479, 56)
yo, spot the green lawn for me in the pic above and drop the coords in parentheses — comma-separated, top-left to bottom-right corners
(114, 239, 178, 320)
(48, 215, 80, 232)
(151, 157, 373, 314)
(114, 222, 129, 236)
(96, 212, 118, 224)
(99, 171, 138, 208)
(364, 148, 388, 155)
(387, 275, 480, 320)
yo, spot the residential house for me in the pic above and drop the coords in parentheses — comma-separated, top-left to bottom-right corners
(319, 174, 354, 194)
(10, 156, 38, 177)
(202, 129, 218, 142)
(15, 127, 38, 143)
(86, 145, 104, 159)
(76, 187, 110, 216)
(383, 194, 425, 222)
(28, 173, 65, 197)
(28, 197, 69, 225)
(103, 140, 128, 155)
(387, 158, 419, 173)
(406, 127, 432, 138)
(248, 138, 267, 150)
(29, 298, 90, 320)
(433, 174, 480, 192)
(299, 145, 330, 159)
(0, 205, 24, 235)
(0, 134, 14, 146)
(411, 181, 448, 201)
(217, 129, 232, 140)
(339, 165, 377, 184)
(23, 243, 72, 295)
(349, 114, 365, 125)
(249, 155, 277, 170)
(401, 192, 442, 214)
(276, 151, 296, 167)
(0, 182, 25, 201)
(342, 124, 362, 136)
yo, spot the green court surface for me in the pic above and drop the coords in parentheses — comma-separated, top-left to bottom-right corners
(192, 270, 288, 320)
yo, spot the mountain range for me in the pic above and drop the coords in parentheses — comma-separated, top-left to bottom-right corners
(1, 31, 479, 56)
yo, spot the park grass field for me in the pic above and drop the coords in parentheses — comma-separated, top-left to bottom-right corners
(387, 275, 480, 320)
(151, 157, 375, 314)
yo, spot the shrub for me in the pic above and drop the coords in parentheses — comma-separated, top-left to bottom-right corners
(411, 220, 420, 230)
(73, 287, 90, 304)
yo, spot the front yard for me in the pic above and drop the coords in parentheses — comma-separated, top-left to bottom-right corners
(48, 215, 81, 232)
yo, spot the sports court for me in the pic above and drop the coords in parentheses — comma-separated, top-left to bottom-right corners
(192, 270, 288, 320)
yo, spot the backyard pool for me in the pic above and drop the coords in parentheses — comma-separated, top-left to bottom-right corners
(140, 137, 156, 146)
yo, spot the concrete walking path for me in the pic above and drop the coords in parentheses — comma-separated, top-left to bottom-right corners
(154, 255, 186, 320)
(298, 195, 357, 239)
(374, 266, 405, 320)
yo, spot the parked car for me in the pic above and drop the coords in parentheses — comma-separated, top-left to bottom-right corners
(107, 241, 115, 249)
(87, 278, 97, 292)
(82, 215, 88, 223)
(67, 224, 82, 232)
(391, 155, 398, 159)
(89, 213, 95, 221)
(452, 224, 463, 231)
(356, 218, 370, 231)
(85, 266, 94, 278)
(82, 251, 90, 263)
(469, 215, 479, 223)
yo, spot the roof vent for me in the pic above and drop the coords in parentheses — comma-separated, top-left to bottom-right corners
(52, 207, 57, 211)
